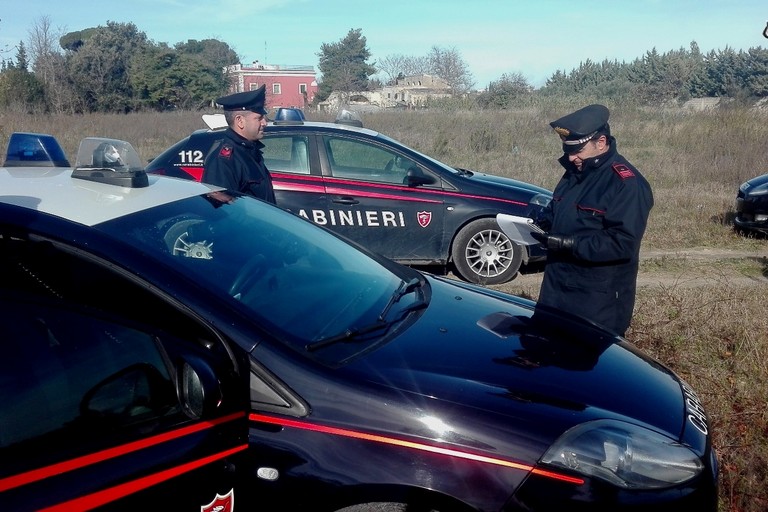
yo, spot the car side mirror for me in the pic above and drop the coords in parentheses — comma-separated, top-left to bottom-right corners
(179, 355, 223, 419)
(404, 167, 435, 187)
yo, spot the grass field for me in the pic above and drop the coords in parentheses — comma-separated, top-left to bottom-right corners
(2, 103, 767, 511)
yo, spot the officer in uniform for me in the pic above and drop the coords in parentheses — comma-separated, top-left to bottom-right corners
(203, 85, 276, 204)
(531, 104, 654, 336)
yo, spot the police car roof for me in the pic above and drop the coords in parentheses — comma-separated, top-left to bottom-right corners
(0, 136, 221, 226)
(0, 167, 221, 226)
(201, 113, 380, 137)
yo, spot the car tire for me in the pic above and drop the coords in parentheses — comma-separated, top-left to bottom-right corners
(451, 217, 523, 285)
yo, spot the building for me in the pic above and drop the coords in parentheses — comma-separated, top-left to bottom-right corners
(382, 74, 452, 108)
(318, 74, 453, 112)
(224, 62, 318, 111)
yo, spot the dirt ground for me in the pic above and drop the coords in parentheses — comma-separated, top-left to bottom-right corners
(484, 247, 768, 297)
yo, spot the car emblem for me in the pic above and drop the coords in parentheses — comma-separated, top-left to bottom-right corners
(201, 488, 234, 512)
(417, 211, 432, 228)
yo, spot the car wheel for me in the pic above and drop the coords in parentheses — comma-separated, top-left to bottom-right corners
(451, 218, 522, 285)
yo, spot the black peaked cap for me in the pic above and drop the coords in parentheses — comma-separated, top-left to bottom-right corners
(216, 84, 267, 114)
(550, 104, 610, 154)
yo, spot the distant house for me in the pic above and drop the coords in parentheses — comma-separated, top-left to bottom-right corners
(318, 73, 453, 112)
(223, 62, 318, 111)
(382, 74, 452, 108)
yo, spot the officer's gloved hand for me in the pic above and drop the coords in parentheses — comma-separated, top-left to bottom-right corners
(530, 232, 575, 252)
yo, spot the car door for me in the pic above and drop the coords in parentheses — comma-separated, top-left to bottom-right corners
(316, 134, 447, 262)
(0, 237, 250, 511)
(272, 132, 442, 263)
(264, 132, 329, 216)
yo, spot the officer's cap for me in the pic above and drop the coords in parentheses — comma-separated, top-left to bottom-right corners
(216, 85, 268, 114)
(550, 104, 610, 154)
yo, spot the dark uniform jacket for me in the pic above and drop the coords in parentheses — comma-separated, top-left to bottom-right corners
(536, 137, 654, 335)
(202, 128, 276, 204)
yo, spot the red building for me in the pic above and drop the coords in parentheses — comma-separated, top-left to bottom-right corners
(224, 62, 318, 111)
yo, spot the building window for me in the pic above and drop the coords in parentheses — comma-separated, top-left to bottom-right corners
(299, 83, 307, 94)
(249, 82, 260, 91)
(273, 83, 281, 95)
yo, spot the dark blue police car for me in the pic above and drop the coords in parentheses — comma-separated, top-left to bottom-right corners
(734, 171, 768, 236)
(0, 134, 718, 511)
(146, 110, 552, 285)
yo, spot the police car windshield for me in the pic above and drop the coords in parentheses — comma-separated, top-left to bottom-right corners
(97, 192, 408, 358)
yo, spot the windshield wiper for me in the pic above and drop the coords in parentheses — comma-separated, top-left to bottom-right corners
(305, 319, 391, 352)
(378, 276, 422, 322)
(305, 277, 425, 353)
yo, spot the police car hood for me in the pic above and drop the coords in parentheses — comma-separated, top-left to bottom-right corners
(742, 171, 768, 189)
(347, 275, 704, 457)
(457, 168, 552, 196)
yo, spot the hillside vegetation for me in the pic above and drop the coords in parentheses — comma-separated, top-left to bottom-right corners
(1, 102, 767, 511)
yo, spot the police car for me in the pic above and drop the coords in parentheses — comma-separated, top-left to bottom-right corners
(145, 109, 552, 285)
(0, 134, 718, 511)
(734, 171, 768, 236)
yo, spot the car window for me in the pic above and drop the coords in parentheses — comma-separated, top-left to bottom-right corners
(0, 300, 179, 450)
(324, 136, 416, 185)
(0, 233, 249, 510)
(262, 134, 310, 174)
(0, 234, 241, 466)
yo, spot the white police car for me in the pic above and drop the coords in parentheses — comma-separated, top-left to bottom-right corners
(0, 134, 718, 511)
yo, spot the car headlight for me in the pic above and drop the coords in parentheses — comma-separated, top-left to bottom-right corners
(540, 419, 703, 489)
(529, 193, 552, 207)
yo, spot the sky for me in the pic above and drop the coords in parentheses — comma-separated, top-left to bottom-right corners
(1, 0, 767, 89)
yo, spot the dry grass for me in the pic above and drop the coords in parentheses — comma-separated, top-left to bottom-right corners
(2, 104, 767, 511)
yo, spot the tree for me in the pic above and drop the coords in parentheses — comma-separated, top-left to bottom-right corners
(0, 41, 45, 112)
(59, 27, 99, 52)
(744, 46, 768, 97)
(401, 55, 431, 78)
(427, 46, 474, 94)
(376, 54, 407, 85)
(477, 72, 533, 108)
(27, 15, 74, 113)
(376, 53, 431, 85)
(175, 38, 239, 72)
(316, 28, 376, 102)
(131, 45, 227, 110)
(66, 21, 149, 112)
(0, 18, 13, 62)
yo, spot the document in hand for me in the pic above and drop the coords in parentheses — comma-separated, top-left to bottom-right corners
(496, 214, 545, 245)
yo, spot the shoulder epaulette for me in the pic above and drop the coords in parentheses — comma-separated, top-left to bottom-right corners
(218, 143, 233, 159)
(612, 163, 635, 179)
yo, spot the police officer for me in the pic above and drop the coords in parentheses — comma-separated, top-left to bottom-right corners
(531, 104, 654, 336)
(203, 85, 276, 204)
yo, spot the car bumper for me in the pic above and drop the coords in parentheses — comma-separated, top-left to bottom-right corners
(734, 197, 768, 234)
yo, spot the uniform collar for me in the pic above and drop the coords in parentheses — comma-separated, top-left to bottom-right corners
(558, 137, 617, 176)
(225, 127, 264, 150)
